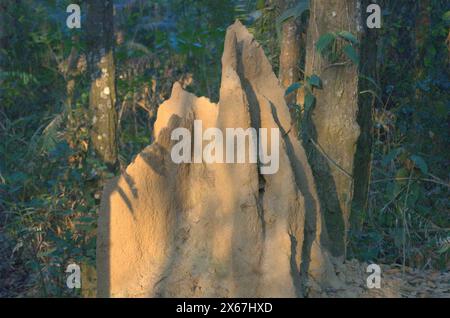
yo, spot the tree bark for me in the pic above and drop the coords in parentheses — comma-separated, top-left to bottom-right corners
(278, 0, 302, 105)
(351, 1, 378, 231)
(415, 0, 431, 64)
(303, 0, 366, 258)
(61, 37, 82, 112)
(0, 1, 9, 75)
(85, 0, 118, 297)
(87, 0, 118, 170)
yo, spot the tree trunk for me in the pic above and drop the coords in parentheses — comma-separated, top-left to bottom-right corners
(85, 0, 118, 297)
(0, 1, 9, 75)
(303, 0, 365, 258)
(415, 0, 431, 64)
(278, 0, 302, 105)
(87, 0, 118, 170)
(351, 1, 378, 231)
(62, 37, 81, 112)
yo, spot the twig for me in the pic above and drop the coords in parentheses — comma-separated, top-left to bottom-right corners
(426, 173, 450, 188)
(307, 137, 353, 179)
(118, 92, 132, 127)
(322, 61, 351, 72)
(401, 170, 414, 274)
(372, 177, 450, 188)
(379, 185, 408, 214)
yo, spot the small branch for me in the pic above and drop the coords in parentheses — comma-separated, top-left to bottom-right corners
(308, 137, 353, 179)
(372, 177, 450, 188)
(380, 185, 408, 214)
(322, 61, 351, 72)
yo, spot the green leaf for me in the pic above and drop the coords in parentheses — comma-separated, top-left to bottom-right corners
(308, 74, 322, 88)
(382, 147, 404, 167)
(406, 182, 420, 206)
(443, 11, 450, 24)
(437, 243, 450, 254)
(77, 216, 96, 223)
(277, 0, 310, 22)
(285, 82, 302, 96)
(409, 155, 428, 174)
(337, 31, 358, 44)
(9, 171, 28, 183)
(392, 228, 404, 249)
(343, 44, 359, 65)
(304, 92, 315, 112)
(76, 223, 96, 232)
(256, 0, 266, 10)
(276, 0, 310, 39)
(316, 33, 336, 54)
(359, 75, 381, 92)
(37, 247, 57, 258)
(41, 113, 64, 153)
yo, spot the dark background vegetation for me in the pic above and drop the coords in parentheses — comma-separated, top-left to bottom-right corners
(0, 0, 448, 297)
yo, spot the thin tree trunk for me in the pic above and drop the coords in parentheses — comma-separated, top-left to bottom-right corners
(415, 0, 431, 64)
(87, 0, 118, 171)
(63, 38, 80, 112)
(278, 0, 302, 105)
(0, 1, 8, 77)
(351, 0, 378, 231)
(303, 0, 366, 258)
(85, 0, 118, 297)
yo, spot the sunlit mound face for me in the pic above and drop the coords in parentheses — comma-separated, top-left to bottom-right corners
(97, 21, 335, 298)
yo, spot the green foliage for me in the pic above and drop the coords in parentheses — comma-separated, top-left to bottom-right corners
(0, 0, 240, 297)
(275, 0, 309, 39)
(348, 0, 449, 270)
(316, 31, 360, 65)
(285, 82, 302, 96)
(409, 155, 428, 175)
(303, 91, 315, 112)
(343, 45, 359, 65)
(308, 74, 322, 88)
(316, 33, 336, 54)
(251, 1, 280, 73)
(1, 110, 100, 296)
(285, 73, 321, 113)
(336, 31, 358, 44)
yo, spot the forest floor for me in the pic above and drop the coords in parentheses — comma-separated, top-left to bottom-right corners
(0, 230, 30, 297)
(1, 230, 449, 297)
(312, 259, 450, 298)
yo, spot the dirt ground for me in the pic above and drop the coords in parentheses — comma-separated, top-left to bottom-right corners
(0, 231, 30, 297)
(1, 225, 449, 298)
(311, 259, 450, 298)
